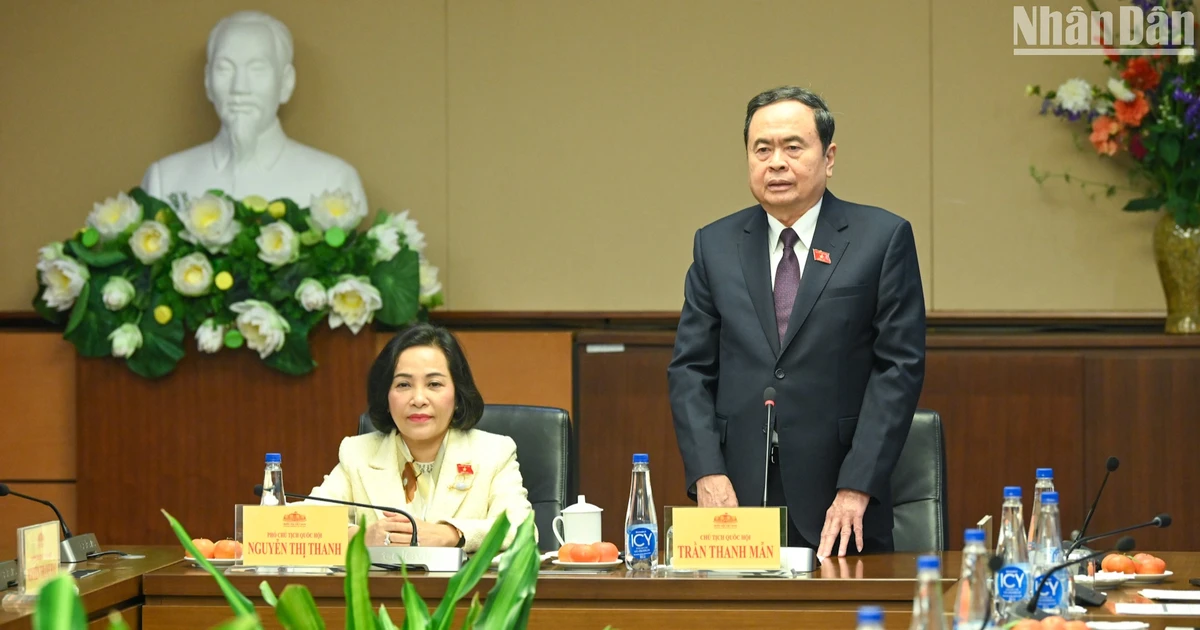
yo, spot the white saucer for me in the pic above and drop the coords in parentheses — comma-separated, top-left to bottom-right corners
(184, 556, 239, 567)
(551, 559, 622, 569)
(1075, 570, 1135, 588)
(1126, 570, 1172, 584)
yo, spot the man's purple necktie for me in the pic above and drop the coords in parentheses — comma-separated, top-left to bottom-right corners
(774, 228, 801, 344)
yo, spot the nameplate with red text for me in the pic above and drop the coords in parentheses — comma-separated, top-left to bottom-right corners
(241, 506, 348, 566)
(670, 507, 784, 570)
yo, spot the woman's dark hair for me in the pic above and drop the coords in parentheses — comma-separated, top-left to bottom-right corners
(366, 323, 485, 433)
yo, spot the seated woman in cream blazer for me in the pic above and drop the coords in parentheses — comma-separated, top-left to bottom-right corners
(305, 323, 534, 552)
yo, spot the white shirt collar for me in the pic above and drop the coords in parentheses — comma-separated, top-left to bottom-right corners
(765, 196, 823, 252)
(211, 119, 289, 171)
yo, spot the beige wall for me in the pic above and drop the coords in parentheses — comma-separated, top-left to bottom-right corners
(0, 0, 1165, 313)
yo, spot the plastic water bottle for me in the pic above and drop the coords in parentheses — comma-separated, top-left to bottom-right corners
(260, 453, 286, 506)
(1027, 468, 1055, 549)
(1030, 491, 1074, 616)
(994, 486, 1032, 623)
(954, 528, 991, 628)
(909, 555, 948, 630)
(624, 453, 658, 571)
(856, 605, 885, 630)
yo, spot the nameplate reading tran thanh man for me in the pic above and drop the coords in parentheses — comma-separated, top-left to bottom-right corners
(670, 507, 784, 570)
(241, 506, 349, 567)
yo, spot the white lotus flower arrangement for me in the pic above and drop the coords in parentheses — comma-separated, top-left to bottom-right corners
(32, 187, 443, 378)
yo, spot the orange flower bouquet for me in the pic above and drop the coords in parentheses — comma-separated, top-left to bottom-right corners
(1028, 0, 1199, 228)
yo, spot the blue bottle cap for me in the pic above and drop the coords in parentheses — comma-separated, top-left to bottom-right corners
(965, 528, 985, 544)
(1004, 486, 1022, 499)
(917, 555, 940, 570)
(633, 453, 649, 464)
(1036, 467, 1054, 479)
(857, 605, 883, 623)
(1041, 491, 1059, 504)
(265, 453, 281, 463)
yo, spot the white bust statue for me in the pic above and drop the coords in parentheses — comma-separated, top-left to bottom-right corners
(141, 10, 367, 213)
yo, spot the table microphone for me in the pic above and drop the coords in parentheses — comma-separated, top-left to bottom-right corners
(761, 386, 776, 508)
(252, 485, 467, 571)
(252, 484, 419, 546)
(1068, 456, 1119, 553)
(0, 483, 102, 563)
(1069, 513, 1170, 551)
(1024, 536, 1135, 619)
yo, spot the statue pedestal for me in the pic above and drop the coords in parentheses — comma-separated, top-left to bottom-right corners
(77, 325, 378, 545)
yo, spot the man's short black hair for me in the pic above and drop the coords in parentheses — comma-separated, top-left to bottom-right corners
(743, 86, 836, 152)
(366, 323, 485, 433)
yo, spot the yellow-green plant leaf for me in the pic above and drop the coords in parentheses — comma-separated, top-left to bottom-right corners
(260, 582, 279, 608)
(107, 610, 132, 630)
(275, 584, 325, 630)
(460, 594, 482, 630)
(32, 573, 85, 630)
(212, 615, 264, 630)
(161, 510, 256, 619)
(474, 516, 539, 630)
(400, 564, 431, 630)
(429, 513, 511, 630)
(378, 604, 399, 630)
(344, 514, 375, 630)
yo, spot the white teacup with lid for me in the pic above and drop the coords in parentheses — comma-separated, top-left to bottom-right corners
(552, 494, 603, 545)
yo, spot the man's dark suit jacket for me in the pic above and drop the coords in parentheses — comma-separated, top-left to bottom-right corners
(667, 189, 926, 545)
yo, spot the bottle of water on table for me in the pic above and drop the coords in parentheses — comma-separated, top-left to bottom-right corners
(1027, 467, 1055, 550)
(624, 453, 658, 571)
(954, 528, 991, 628)
(1030, 491, 1074, 617)
(261, 452, 286, 506)
(909, 555, 948, 630)
(994, 486, 1032, 624)
(856, 605, 885, 630)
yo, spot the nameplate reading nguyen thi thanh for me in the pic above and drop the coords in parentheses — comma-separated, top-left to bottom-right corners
(670, 507, 784, 570)
(241, 506, 349, 567)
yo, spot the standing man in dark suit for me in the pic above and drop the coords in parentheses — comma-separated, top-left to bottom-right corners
(667, 86, 926, 558)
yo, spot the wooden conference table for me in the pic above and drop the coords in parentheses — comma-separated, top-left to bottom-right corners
(2, 547, 1197, 629)
(0, 547, 181, 630)
(140, 550, 1200, 630)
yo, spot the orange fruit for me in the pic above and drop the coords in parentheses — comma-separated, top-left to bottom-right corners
(1135, 556, 1166, 574)
(1102, 553, 1136, 574)
(1012, 620, 1042, 630)
(572, 544, 599, 562)
(592, 542, 619, 562)
(190, 538, 215, 559)
(1041, 616, 1067, 630)
(558, 543, 577, 562)
(1063, 621, 1089, 630)
(1133, 553, 1155, 564)
(213, 539, 242, 559)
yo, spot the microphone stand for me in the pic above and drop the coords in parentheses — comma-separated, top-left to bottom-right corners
(252, 485, 465, 571)
(255, 485, 419, 546)
(1024, 538, 1135, 620)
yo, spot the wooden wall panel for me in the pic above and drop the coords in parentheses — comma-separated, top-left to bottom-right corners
(919, 351, 1086, 548)
(0, 482, 76, 561)
(76, 326, 376, 545)
(373, 330, 575, 415)
(450, 331, 574, 414)
(0, 333, 75, 480)
(575, 334, 686, 546)
(1084, 352, 1200, 551)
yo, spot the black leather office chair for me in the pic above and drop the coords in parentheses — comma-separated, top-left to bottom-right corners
(358, 404, 572, 552)
(890, 409, 949, 553)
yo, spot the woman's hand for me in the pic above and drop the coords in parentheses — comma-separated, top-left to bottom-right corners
(365, 511, 461, 547)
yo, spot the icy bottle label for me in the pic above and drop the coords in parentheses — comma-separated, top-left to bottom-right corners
(627, 524, 657, 559)
(995, 563, 1030, 602)
(1035, 572, 1067, 609)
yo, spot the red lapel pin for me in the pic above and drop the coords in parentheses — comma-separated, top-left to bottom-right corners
(457, 463, 474, 475)
(813, 249, 831, 264)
